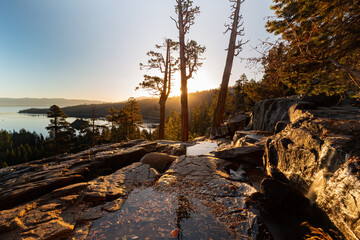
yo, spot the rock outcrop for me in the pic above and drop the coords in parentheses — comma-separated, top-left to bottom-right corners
(0, 140, 156, 211)
(247, 96, 309, 132)
(0, 162, 159, 240)
(261, 96, 360, 239)
(211, 112, 250, 139)
(0, 139, 271, 239)
(1, 95, 359, 239)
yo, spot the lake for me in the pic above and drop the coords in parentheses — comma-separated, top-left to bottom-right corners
(0, 106, 82, 136)
(0, 106, 157, 137)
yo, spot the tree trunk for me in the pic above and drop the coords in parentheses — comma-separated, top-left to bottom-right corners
(178, 5, 189, 142)
(159, 40, 171, 139)
(159, 98, 166, 139)
(211, 0, 241, 137)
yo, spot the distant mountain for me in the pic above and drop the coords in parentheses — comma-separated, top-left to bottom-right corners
(0, 98, 104, 107)
(19, 89, 218, 120)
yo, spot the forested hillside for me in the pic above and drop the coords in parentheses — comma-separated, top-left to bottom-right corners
(20, 89, 217, 119)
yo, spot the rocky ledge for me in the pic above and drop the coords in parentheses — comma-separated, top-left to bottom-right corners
(257, 96, 360, 240)
(0, 137, 275, 240)
(1, 95, 358, 240)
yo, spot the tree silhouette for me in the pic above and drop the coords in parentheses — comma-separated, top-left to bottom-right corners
(123, 97, 143, 140)
(172, 0, 205, 142)
(211, 0, 247, 137)
(106, 98, 143, 141)
(138, 39, 178, 139)
(46, 105, 74, 150)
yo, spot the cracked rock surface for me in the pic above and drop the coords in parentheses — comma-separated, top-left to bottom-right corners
(0, 140, 272, 239)
(259, 97, 360, 240)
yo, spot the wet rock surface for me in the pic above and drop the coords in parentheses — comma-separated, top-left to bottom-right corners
(156, 155, 271, 239)
(0, 161, 159, 240)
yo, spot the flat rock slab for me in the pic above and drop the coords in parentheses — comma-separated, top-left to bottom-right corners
(0, 141, 271, 240)
(83, 162, 159, 201)
(155, 155, 268, 238)
(0, 162, 159, 240)
(0, 141, 156, 210)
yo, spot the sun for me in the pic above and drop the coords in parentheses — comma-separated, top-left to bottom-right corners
(170, 72, 217, 97)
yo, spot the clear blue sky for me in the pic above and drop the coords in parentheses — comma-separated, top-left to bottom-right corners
(0, 0, 275, 102)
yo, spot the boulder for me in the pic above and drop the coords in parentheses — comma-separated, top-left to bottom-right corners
(214, 145, 264, 166)
(158, 155, 230, 184)
(316, 157, 360, 240)
(227, 113, 250, 134)
(248, 96, 313, 132)
(233, 130, 271, 147)
(274, 120, 289, 134)
(140, 152, 177, 172)
(264, 118, 360, 191)
(155, 140, 186, 156)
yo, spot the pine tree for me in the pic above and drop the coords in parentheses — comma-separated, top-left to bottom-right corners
(211, 0, 247, 136)
(172, 0, 205, 141)
(165, 110, 182, 141)
(190, 102, 210, 137)
(209, 90, 236, 123)
(123, 97, 143, 140)
(138, 39, 178, 139)
(46, 105, 74, 150)
(234, 74, 248, 112)
(0, 130, 12, 152)
(266, 0, 360, 94)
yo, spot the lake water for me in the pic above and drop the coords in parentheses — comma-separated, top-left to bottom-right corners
(0, 106, 104, 136)
(0, 106, 157, 137)
(0, 106, 54, 136)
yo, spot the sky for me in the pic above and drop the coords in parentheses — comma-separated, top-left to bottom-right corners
(0, 0, 275, 102)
